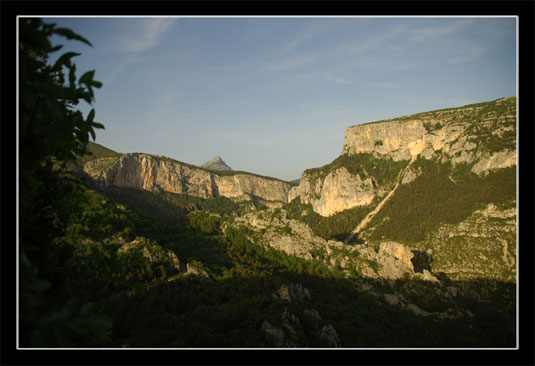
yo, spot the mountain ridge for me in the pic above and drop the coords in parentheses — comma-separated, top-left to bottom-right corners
(80, 151, 293, 207)
(289, 96, 516, 217)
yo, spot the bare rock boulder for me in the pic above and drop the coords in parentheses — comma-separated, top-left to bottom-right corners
(276, 283, 311, 303)
(320, 324, 342, 348)
(379, 241, 415, 270)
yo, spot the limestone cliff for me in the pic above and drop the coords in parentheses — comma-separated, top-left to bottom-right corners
(288, 167, 377, 217)
(83, 153, 292, 204)
(289, 97, 516, 216)
(342, 97, 516, 169)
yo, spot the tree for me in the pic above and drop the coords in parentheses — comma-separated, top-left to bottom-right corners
(19, 18, 111, 347)
(19, 18, 104, 167)
(19, 17, 106, 249)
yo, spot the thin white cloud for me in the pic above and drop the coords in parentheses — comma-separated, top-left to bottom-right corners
(405, 19, 474, 44)
(346, 24, 408, 55)
(262, 21, 345, 73)
(369, 82, 396, 88)
(264, 54, 317, 72)
(327, 77, 353, 85)
(281, 21, 337, 55)
(344, 19, 472, 57)
(122, 18, 177, 53)
(448, 46, 488, 65)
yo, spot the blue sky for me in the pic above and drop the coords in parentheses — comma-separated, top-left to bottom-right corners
(43, 16, 516, 181)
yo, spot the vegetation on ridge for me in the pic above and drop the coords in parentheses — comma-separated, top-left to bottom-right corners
(366, 157, 516, 244)
(353, 96, 516, 129)
(303, 153, 409, 188)
(75, 141, 120, 167)
(27, 181, 515, 347)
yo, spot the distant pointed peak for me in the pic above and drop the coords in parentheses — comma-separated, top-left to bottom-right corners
(201, 156, 232, 171)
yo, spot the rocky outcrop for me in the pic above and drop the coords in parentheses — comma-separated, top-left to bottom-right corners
(83, 153, 292, 204)
(419, 269, 440, 283)
(261, 318, 299, 348)
(261, 284, 342, 347)
(343, 119, 428, 161)
(230, 208, 428, 281)
(354, 241, 418, 280)
(319, 325, 342, 348)
(117, 237, 180, 270)
(423, 203, 517, 283)
(470, 150, 517, 175)
(229, 208, 328, 259)
(379, 242, 415, 271)
(288, 167, 376, 216)
(276, 283, 311, 303)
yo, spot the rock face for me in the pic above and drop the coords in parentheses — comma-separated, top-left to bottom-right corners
(379, 242, 415, 271)
(355, 241, 418, 280)
(288, 167, 376, 216)
(289, 97, 517, 216)
(230, 208, 328, 259)
(83, 153, 292, 204)
(319, 325, 342, 348)
(343, 119, 428, 161)
(201, 156, 232, 171)
(276, 283, 311, 303)
(342, 97, 516, 168)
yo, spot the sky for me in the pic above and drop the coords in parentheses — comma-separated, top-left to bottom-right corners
(42, 16, 517, 181)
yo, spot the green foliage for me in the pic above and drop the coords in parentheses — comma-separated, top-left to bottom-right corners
(368, 158, 516, 243)
(99, 186, 190, 219)
(186, 194, 264, 216)
(75, 141, 120, 167)
(33, 177, 515, 348)
(188, 211, 223, 235)
(423, 121, 440, 133)
(18, 18, 112, 347)
(97, 185, 265, 220)
(224, 226, 333, 279)
(460, 98, 516, 154)
(28, 299, 112, 348)
(52, 190, 128, 241)
(19, 18, 104, 171)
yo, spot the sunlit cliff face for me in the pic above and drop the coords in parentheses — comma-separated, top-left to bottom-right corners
(84, 153, 292, 204)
